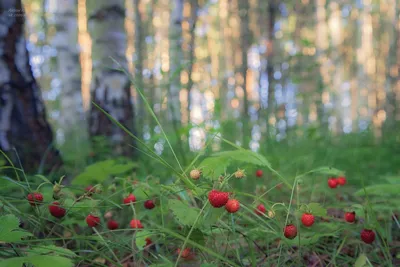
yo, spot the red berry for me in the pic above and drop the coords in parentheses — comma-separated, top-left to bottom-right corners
(130, 219, 143, 229)
(144, 200, 155, 210)
(86, 214, 100, 227)
(225, 199, 240, 213)
(301, 213, 315, 227)
(208, 190, 229, 208)
(48, 202, 66, 218)
(360, 229, 375, 244)
(255, 170, 263, 177)
(107, 220, 119, 230)
(85, 185, 95, 194)
(255, 204, 266, 215)
(284, 224, 297, 239)
(27, 192, 43, 206)
(123, 194, 136, 204)
(177, 248, 191, 258)
(344, 211, 356, 223)
(145, 237, 152, 246)
(328, 178, 338, 189)
(337, 176, 347, 186)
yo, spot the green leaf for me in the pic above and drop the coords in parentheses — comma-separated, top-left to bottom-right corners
(306, 166, 343, 176)
(0, 214, 33, 242)
(168, 199, 200, 227)
(135, 230, 152, 249)
(0, 256, 74, 267)
(0, 257, 24, 267)
(308, 203, 327, 216)
(199, 156, 230, 178)
(354, 253, 367, 267)
(28, 245, 76, 258)
(213, 150, 271, 167)
(354, 184, 400, 197)
(72, 160, 136, 185)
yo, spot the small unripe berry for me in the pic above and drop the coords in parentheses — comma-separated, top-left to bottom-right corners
(189, 169, 201, 180)
(234, 169, 246, 179)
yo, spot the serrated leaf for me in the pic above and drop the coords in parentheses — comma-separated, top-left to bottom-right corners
(213, 150, 271, 167)
(0, 255, 73, 267)
(354, 253, 367, 267)
(182, 228, 205, 246)
(0, 257, 24, 267)
(0, 214, 32, 242)
(168, 199, 200, 227)
(199, 156, 230, 178)
(28, 245, 76, 258)
(72, 160, 136, 185)
(354, 184, 400, 197)
(135, 230, 152, 249)
(308, 203, 327, 216)
(307, 166, 343, 176)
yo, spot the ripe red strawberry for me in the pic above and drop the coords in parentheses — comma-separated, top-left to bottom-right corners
(284, 224, 297, 239)
(208, 190, 229, 208)
(27, 192, 43, 206)
(328, 178, 338, 189)
(301, 213, 315, 227)
(107, 220, 119, 230)
(48, 202, 66, 218)
(86, 214, 100, 227)
(361, 229, 375, 244)
(225, 199, 240, 213)
(344, 211, 356, 223)
(85, 185, 95, 195)
(255, 204, 266, 215)
(177, 248, 191, 258)
(145, 237, 152, 246)
(144, 200, 155, 209)
(255, 169, 263, 177)
(337, 176, 347, 186)
(130, 219, 143, 229)
(123, 194, 136, 204)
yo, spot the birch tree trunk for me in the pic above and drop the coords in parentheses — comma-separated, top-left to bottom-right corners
(50, 0, 85, 141)
(0, 0, 62, 172)
(87, 0, 135, 156)
(169, 0, 183, 124)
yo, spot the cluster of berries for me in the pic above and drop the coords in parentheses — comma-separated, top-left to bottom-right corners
(327, 176, 347, 188)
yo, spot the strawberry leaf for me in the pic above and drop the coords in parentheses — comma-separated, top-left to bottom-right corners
(168, 199, 200, 227)
(0, 214, 32, 242)
(307, 203, 327, 216)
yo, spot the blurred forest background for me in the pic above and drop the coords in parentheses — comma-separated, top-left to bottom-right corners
(1, 0, 400, 179)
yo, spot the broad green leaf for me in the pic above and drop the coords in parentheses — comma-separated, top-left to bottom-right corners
(308, 203, 327, 216)
(354, 253, 367, 267)
(28, 245, 76, 258)
(213, 150, 271, 167)
(168, 199, 200, 227)
(354, 184, 400, 197)
(72, 160, 136, 185)
(135, 230, 152, 249)
(27, 255, 74, 267)
(0, 257, 24, 267)
(0, 214, 32, 242)
(306, 166, 343, 176)
(198, 156, 230, 178)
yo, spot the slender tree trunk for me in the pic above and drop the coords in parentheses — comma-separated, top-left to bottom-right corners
(266, 0, 277, 136)
(169, 0, 183, 124)
(0, 0, 62, 173)
(238, 0, 250, 147)
(51, 0, 85, 141)
(133, 0, 145, 137)
(87, 0, 135, 156)
(186, 0, 198, 124)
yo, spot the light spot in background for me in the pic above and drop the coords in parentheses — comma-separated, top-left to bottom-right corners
(189, 127, 206, 151)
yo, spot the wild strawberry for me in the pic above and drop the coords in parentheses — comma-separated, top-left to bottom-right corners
(360, 229, 375, 244)
(104, 211, 113, 219)
(268, 210, 275, 218)
(301, 213, 315, 227)
(130, 219, 143, 229)
(144, 200, 155, 209)
(85, 185, 95, 195)
(123, 194, 136, 204)
(208, 190, 229, 208)
(344, 211, 356, 223)
(48, 202, 66, 218)
(107, 220, 119, 230)
(255, 204, 266, 215)
(86, 214, 100, 227)
(27, 192, 43, 206)
(328, 178, 338, 189)
(190, 169, 201, 180)
(177, 248, 191, 258)
(53, 183, 62, 194)
(284, 224, 297, 239)
(145, 237, 152, 246)
(234, 169, 245, 179)
(225, 199, 240, 213)
(337, 176, 347, 186)
(255, 169, 263, 177)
